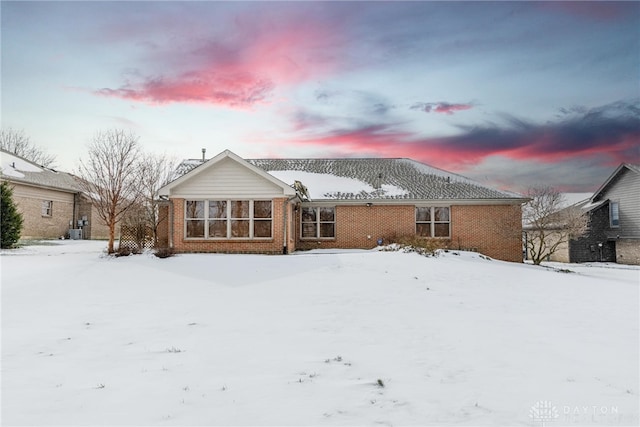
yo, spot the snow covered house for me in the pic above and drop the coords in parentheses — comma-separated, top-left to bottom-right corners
(157, 150, 527, 262)
(0, 149, 110, 240)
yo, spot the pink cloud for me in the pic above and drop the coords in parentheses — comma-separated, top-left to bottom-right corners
(411, 102, 474, 115)
(285, 126, 466, 168)
(280, 101, 640, 171)
(95, 13, 344, 108)
(97, 72, 274, 108)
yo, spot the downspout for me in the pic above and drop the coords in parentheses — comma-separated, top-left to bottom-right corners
(168, 199, 174, 249)
(72, 192, 78, 239)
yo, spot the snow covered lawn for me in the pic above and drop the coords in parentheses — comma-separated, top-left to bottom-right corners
(2, 241, 638, 426)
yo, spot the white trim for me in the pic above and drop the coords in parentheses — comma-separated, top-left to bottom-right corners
(158, 150, 296, 197)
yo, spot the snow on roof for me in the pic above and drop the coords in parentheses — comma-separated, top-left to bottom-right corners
(579, 199, 607, 212)
(268, 170, 408, 200)
(0, 150, 81, 192)
(250, 158, 523, 200)
(560, 193, 593, 208)
(0, 151, 43, 178)
(173, 156, 525, 201)
(172, 158, 205, 181)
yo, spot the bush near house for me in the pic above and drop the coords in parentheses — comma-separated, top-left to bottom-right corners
(382, 234, 451, 256)
(1, 181, 24, 248)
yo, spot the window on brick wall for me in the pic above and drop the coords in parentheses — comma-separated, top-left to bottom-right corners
(253, 200, 273, 238)
(41, 200, 53, 217)
(230, 200, 250, 238)
(208, 201, 227, 237)
(186, 201, 205, 238)
(416, 206, 450, 238)
(301, 206, 335, 238)
(185, 200, 272, 239)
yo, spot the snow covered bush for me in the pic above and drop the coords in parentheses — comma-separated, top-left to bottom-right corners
(380, 235, 449, 257)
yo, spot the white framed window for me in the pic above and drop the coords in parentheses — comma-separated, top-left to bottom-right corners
(185, 200, 205, 238)
(416, 206, 450, 238)
(185, 200, 272, 239)
(41, 200, 53, 217)
(301, 206, 335, 239)
(208, 200, 227, 238)
(610, 201, 620, 228)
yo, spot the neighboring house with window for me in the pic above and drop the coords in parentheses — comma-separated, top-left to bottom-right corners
(568, 164, 640, 264)
(157, 150, 526, 262)
(0, 149, 110, 240)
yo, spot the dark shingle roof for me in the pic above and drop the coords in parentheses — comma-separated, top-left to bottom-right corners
(1, 150, 81, 193)
(175, 157, 523, 201)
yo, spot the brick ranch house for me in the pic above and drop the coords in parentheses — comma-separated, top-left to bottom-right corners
(0, 149, 110, 240)
(157, 150, 527, 262)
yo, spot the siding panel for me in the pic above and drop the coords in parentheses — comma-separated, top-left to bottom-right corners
(597, 168, 640, 238)
(172, 158, 286, 198)
(12, 184, 75, 204)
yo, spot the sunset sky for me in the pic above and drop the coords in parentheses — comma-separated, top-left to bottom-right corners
(2, 1, 638, 192)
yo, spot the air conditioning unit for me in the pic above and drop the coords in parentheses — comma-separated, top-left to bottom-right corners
(68, 229, 83, 240)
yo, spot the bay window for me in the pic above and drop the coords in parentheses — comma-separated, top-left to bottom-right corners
(185, 200, 272, 239)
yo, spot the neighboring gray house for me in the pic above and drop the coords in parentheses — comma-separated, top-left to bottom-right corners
(569, 164, 640, 264)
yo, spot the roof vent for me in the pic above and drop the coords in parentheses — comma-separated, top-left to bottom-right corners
(201, 148, 206, 162)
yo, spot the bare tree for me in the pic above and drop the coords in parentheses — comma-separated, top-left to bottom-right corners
(0, 128, 56, 167)
(137, 153, 176, 246)
(523, 186, 589, 265)
(76, 129, 142, 254)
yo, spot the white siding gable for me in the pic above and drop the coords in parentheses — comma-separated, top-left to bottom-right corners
(171, 157, 287, 198)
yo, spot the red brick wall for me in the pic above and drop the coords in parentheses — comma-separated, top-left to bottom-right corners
(296, 203, 523, 262)
(156, 204, 170, 248)
(296, 205, 415, 250)
(169, 197, 288, 254)
(160, 199, 524, 262)
(450, 204, 523, 262)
